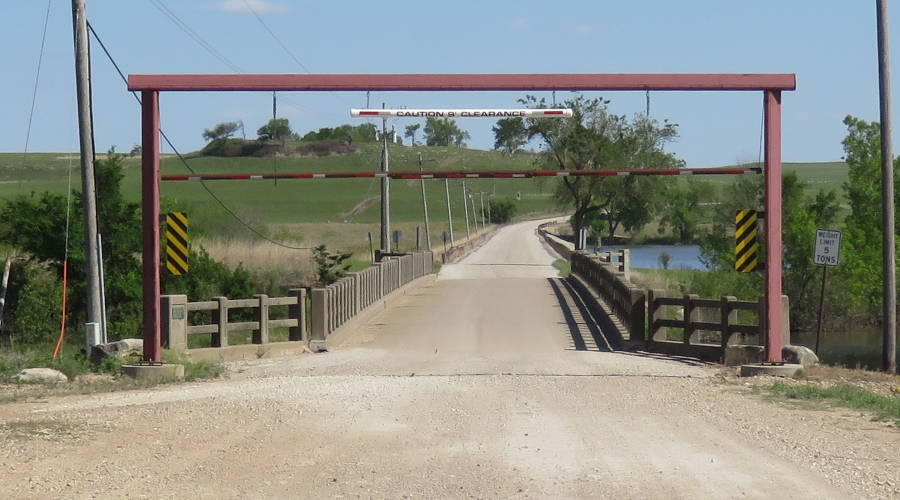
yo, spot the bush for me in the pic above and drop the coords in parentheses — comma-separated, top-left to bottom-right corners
(164, 246, 261, 300)
(313, 245, 352, 285)
(488, 198, 517, 224)
(6, 263, 61, 345)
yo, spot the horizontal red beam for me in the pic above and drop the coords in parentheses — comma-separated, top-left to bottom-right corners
(129, 74, 796, 92)
(161, 167, 761, 182)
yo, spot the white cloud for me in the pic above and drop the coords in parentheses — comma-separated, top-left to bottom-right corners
(575, 24, 594, 34)
(211, 0, 290, 13)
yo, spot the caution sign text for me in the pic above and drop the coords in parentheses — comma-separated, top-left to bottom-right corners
(166, 212, 189, 275)
(735, 209, 759, 273)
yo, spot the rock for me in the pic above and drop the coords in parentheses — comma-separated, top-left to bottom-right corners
(782, 345, 819, 367)
(91, 339, 143, 364)
(14, 368, 68, 384)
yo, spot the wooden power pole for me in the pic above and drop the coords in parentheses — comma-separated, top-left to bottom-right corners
(71, 0, 103, 330)
(877, 0, 897, 373)
(417, 153, 431, 250)
(444, 179, 454, 244)
(380, 103, 391, 253)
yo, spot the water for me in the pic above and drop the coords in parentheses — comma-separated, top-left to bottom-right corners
(589, 244, 705, 270)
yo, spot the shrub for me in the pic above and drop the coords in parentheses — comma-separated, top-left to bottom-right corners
(313, 245, 352, 285)
(6, 263, 61, 345)
(488, 198, 517, 224)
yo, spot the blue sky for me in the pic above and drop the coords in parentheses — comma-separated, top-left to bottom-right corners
(0, 0, 890, 166)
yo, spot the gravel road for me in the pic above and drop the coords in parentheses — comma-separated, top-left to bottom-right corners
(0, 218, 897, 499)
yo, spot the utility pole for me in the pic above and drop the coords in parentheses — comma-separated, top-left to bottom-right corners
(71, 0, 103, 330)
(417, 153, 431, 250)
(480, 192, 486, 227)
(444, 179, 454, 245)
(462, 181, 471, 239)
(876, 0, 897, 373)
(470, 191, 479, 232)
(380, 102, 391, 253)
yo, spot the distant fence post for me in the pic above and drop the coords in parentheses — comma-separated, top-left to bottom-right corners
(161, 294, 187, 351)
(620, 249, 630, 281)
(683, 294, 699, 345)
(212, 296, 229, 348)
(720, 295, 738, 349)
(252, 294, 269, 344)
(628, 289, 645, 342)
(309, 288, 327, 352)
(289, 288, 307, 342)
(351, 273, 361, 315)
(648, 289, 665, 344)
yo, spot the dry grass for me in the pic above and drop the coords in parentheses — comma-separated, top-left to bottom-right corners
(198, 221, 499, 287)
(199, 238, 315, 283)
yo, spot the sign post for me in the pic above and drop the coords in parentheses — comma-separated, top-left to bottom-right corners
(814, 229, 842, 354)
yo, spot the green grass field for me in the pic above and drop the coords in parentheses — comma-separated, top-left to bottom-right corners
(0, 147, 849, 257)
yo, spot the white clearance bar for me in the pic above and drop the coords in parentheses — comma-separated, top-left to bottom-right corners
(350, 108, 573, 118)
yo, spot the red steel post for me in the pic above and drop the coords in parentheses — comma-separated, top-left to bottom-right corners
(141, 90, 162, 363)
(764, 90, 784, 363)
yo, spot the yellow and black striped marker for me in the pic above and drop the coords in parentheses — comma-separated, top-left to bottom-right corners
(166, 212, 189, 275)
(735, 209, 759, 273)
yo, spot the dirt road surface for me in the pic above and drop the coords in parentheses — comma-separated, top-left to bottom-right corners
(1, 219, 897, 499)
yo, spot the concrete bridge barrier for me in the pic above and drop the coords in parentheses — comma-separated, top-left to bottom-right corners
(310, 251, 434, 351)
(162, 251, 434, 360)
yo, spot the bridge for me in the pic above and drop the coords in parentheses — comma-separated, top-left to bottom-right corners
(7, 218, 864, 498)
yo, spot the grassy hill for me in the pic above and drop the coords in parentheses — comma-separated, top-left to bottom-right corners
(0, 147, 849, 258)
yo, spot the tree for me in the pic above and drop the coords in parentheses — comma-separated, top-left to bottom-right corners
(423, 117, 470, 147)
(301, 123, 377, 144)
(838, 116, 900, 317)
(522, 94, 682, 246)
(257, 118, 293, 141)
(492, 117, 526, 155)
(698, 171, 839, 329)
(0, 151, 144, 338)
(657, 178, 713, 243)
(202, 121, 240, 142)
(313, 245, 352, 285)
(404, 123, 421, 146)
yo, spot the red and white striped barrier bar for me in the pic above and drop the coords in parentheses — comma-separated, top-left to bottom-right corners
(350, 108, 573, 118)
(162, 167, 760, 182)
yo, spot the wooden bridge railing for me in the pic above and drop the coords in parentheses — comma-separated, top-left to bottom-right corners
(162, 251, 434, 354)
(568, 252, 790, 362)
(162, 290, 307, 351)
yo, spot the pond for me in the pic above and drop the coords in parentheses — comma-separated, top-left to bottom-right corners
(589, 244, 706, 270)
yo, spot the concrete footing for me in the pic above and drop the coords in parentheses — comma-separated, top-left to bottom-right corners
(739, 363, 803, 377)
(308, 340, 327, 353)
(122, 363, 185, 381)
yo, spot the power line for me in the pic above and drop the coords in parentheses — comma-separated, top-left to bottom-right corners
(239, 0, 353, 107)
(23, 0, 53, 164)
(87, 21, 309, 251)
(241, 0, 311, 73)
(147, 0, 243, 73)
